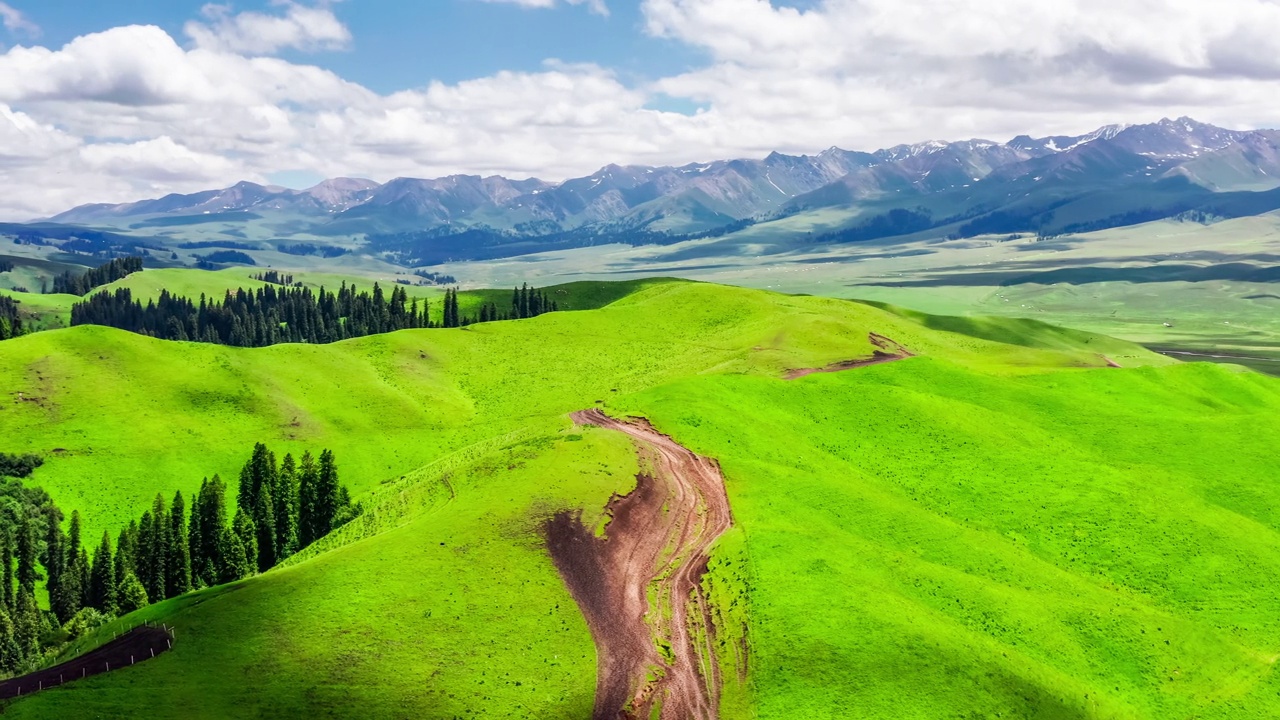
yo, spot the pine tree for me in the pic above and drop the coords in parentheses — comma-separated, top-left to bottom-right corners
(148, 494, 169, 603)
(0, 530, 12, 616)
(67, 511, 89, 615)
(275, 454, 299, 562)
(15, 516, 36, 596)
(136, 510, 153, 591)
(252, 487, 276, 572)
(167, 491, 192, 599)
(199, 476, 233, 587)
(315, 450, 340, 540)
(12, 589, 37, 660)
(297, 451, 319, 548)
(75, 546, 90, 610)
(233, 508, 257, 579)
(0, 607, 20, 674)
(189, 479, 207, 588)
(45, 510, 69, 622)
(89, 532, 117, 615)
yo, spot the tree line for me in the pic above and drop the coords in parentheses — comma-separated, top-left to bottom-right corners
(71, 283, 433, 347)
(70, 281, 560, 347)
(50, 256, 143, 296)
(47, 444, 355, 627)
(0, 297, 24, 341)
(0, 467, 74, 673)
(0, 444, 354, 677)
(253, 271, 296, 286)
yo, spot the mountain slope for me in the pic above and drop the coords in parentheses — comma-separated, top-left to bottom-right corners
(34, 118, 1280, 265)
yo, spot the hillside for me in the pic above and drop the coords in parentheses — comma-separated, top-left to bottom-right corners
(7, 279, 1280, 718)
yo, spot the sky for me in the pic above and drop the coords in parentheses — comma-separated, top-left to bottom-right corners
(1, 0, 1279, 218)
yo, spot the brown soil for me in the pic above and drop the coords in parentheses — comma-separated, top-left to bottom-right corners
(546, 409, 735, 720)
(0, 624, 174, 700)
(784, 333, 914, 380)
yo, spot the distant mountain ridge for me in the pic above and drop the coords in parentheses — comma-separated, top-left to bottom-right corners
(39, 117, 1280, 265)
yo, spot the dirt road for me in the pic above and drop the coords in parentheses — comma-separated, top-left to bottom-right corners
(0, 624, 174, 700)
(784, 333, 914, 379)
(546, 409, 734, 720)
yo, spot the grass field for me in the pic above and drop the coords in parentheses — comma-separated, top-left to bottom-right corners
(4, 276, 1279, 718)
(424, 213, 1280, 359)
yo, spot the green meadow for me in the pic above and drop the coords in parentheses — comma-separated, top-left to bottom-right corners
(3, 275, 1279, 718)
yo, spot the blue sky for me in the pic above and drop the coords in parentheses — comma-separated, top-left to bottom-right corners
(0, 0, 1276, 217)
(17, 1, 706, 94)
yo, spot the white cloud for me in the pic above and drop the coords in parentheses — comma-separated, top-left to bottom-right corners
(478, 0, 609, 17)
(185, 1, 351, 55)
(0, 2, 38, 37)
(3, 0, 1280, 218)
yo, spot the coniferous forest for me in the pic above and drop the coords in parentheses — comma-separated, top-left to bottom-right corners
(0, 296, 24, 341)
(70, 282, 559, 347)
(0, 444, 353, 678)
(50, 256, 143, 296)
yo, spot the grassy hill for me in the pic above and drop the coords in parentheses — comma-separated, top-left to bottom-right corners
(7, 277, 1279, 719)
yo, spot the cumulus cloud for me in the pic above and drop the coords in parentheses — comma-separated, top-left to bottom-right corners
(478, 0, 609, 15)
(185, 1, 351, 55)
(2, 0, 1280, 218)
(0, 2, 37, 37)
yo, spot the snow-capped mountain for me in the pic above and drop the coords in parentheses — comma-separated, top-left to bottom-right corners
(44, 118, 1280, 257)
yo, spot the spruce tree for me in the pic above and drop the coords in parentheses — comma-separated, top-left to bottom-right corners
(275, 454, 300, 562)
(189, 479, 208, 587)
(315, 450, 340, 540)
(15, 516, 36, 596)
(252, 487, 276, 572)
(206, 476, 233, 582)
(233, 508, 257, 579)
(167, 491, 192, 599)
(67, 511, 88, 615)
(136, 510, 153, 590)
(297, 451, 319, 548)
(75, 547, 90, 610)
(114, 520, 138, 592)
(89, 531, 117, 615)
(0, 607, 19, 674)
(147, 494, 168, 603)
(0, 530, 12, 616)
(13, 589, 37, 661)
(45, 510, 68, 622)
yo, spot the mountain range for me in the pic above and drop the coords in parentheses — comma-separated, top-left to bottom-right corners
(36, 117, 1280, 265)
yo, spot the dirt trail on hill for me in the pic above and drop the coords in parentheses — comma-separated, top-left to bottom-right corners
(546, 409, 734, 720)
(0, 624, 174, 700)
(785, 333, 914, 379)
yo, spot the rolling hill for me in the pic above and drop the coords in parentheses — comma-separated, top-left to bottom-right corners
(4, 278, 1280, 718)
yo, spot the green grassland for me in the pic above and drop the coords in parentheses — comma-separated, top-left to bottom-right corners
(0, 266, 656, 337)
(4, 277, 1279, 718)
(425, 213, 1280, 360)
(614, 359, 1280, 718)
